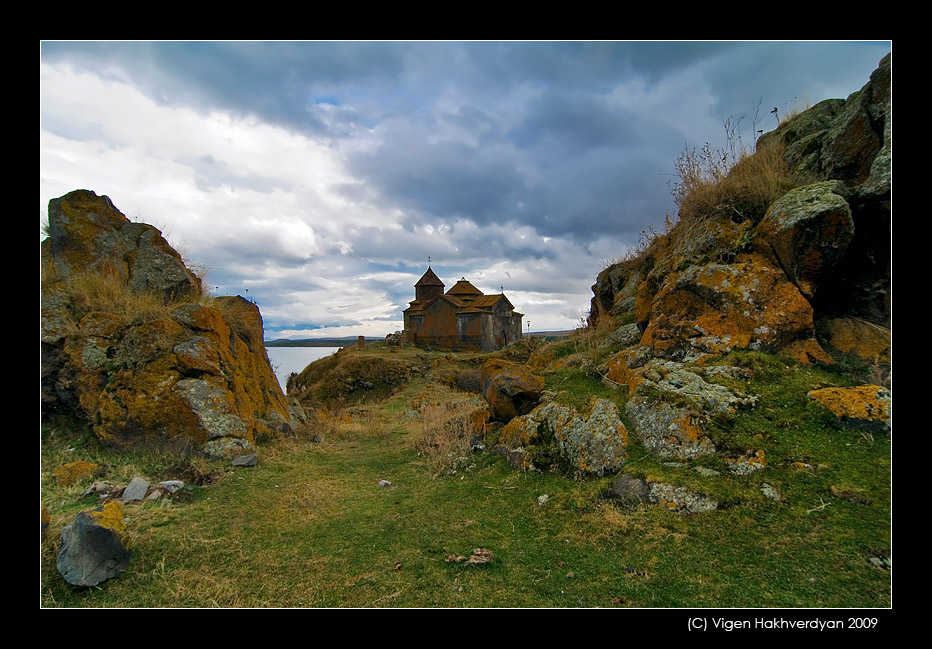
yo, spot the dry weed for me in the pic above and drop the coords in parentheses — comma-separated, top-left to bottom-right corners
(410, 400, 483, 478)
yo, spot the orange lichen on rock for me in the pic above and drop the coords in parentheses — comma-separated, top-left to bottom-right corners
(41, 190, 291, 457)
(808, 385, 891, 431)
(603, 352, 644, 394)
(641, 253, 827, 362)
(54, 461, 99, 486)
(87, 501, 126, 537)
(819, 317, 891, 363)
(725, 449, 767, 474)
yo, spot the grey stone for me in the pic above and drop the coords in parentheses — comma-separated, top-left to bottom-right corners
(81, 481, 118, 498)
(600, 323, 642, 351)
(57, 505, 131, 587)
(653, 369, 757, 417)
(231, 454, 259, 467)
(159, 480, 184, 494)
(121, 477, 150, 502)
(609, 474, 650, 506)
(205, 437, 255, 460)
(761, 483, 781, 502)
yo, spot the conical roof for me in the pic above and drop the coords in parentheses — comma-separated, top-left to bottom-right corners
(415, 266, 444, 287)
(446, 277, 482, 297)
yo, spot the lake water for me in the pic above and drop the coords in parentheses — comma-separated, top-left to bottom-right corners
(265, 346, 342, 392)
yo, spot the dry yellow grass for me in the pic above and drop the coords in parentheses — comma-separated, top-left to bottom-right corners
(673, 141, 797, 225)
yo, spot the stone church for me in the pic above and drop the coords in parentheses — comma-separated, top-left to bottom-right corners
(403, 267, 524, 351)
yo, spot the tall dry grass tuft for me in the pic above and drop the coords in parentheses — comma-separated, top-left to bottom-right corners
(46, 257, 216, 330)
(672, 139, 797, 225)
(65, 261, 183, 324)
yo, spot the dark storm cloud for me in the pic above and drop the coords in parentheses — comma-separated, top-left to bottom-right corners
(460, 41, 734, 90)
(508, 90, 642, 153)
(696, 42, 891, 129)
(41, 41, 405, 137)
(347, 136, 526, 226)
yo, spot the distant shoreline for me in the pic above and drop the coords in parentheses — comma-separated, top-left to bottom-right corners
(264, 331, 573, 347)
(264, 339, 352, 347)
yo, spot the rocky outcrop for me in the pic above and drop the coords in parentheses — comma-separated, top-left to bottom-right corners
(41, 190, 290, 457)
(755, 181, 854, 301)
(590, 54, 891, 363)
(641, 253, 829, 364)
(44, 190, 201, 305)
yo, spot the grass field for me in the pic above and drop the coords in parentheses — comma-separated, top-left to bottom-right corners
(40, 344, 891, 608)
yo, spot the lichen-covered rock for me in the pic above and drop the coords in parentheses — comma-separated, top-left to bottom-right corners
(821, 55, 889, 189)
(652, 368, 757, 416)
(724, 450, 767, 475)
(602, 345, 654, 394)
(599, 323, 642, 351)
(756, 181, 854, 300)
(54, 461, 98, 486)
(808, 385, 891, 434)
(41, 191, 290, 455)
(757, 98, 845, 178)
(555, 399, 628, 477)
(589, 260, 640, 325)
(648, 483, 718, 514)
(818, 317, 891, 363)
(625, 395, 716, 459)
(480, 359, 544, 423)
(57, 502, 131, 587)
(640, 253, 830, 364)
(500, 399, 628, 477)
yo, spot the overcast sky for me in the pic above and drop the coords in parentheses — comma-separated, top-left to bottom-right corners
(40, 41, 891, 339)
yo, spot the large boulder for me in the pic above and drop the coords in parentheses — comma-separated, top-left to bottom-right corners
(41, 191, 290, 456)
(480, 359, 545, 423)
(817, 317, 891, 363)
